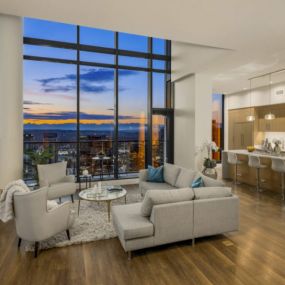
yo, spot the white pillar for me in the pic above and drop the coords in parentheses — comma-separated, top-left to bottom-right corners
(0, 14, 23, 189)
(174, 73, 212, 170)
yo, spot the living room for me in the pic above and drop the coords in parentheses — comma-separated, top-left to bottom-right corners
(1, 1, 285, 285)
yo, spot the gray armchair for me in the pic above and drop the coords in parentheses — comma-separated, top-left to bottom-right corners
(37, 161, 76, 203)
(14, 187, 75, 257)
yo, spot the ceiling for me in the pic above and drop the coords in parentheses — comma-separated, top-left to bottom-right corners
(1, 0, 285, 94)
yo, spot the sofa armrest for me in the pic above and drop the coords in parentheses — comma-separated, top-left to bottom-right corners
(150, 201, 194, 245)
(193, 195, 239, 238)
(139, 169, 148, 182)
(201, 174, 225, 187)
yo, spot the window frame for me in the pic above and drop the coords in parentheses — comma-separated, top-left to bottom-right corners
(23, 23, 172, 181)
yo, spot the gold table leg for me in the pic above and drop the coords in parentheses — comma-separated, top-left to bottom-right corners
(107, 201, 111, 222)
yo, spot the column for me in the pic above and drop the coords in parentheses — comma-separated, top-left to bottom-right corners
(0, 14, 23, 189)
(174, 73, 212, 170)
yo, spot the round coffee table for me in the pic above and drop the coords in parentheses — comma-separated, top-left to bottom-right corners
(78, 187, 127, 222)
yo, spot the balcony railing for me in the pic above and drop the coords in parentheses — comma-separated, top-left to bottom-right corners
(24, 139, 165, 183)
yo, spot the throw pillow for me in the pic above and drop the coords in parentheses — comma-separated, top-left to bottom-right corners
(163, 163, 181, 186)
(191, 176, 205, 188)
(147, 165, 164, 183)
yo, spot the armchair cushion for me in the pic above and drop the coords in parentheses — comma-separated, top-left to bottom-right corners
(193, 187, 232, 200)
(48, 182, 76, 200)
(141, 188, 194, 217)
(37, 161, 67, 186)
(163, 163, 181, 186)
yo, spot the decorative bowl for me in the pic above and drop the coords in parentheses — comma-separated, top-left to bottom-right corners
(247, 146, 255, 152)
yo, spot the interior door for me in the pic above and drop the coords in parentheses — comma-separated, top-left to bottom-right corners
(233, 122, 253, 149)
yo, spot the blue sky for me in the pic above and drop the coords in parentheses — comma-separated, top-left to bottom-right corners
(23, 18, 167, 129)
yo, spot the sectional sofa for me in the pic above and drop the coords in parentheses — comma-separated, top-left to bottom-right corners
(112, 163, 239, 259)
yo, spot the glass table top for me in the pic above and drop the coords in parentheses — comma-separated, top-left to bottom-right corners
(79, 186, 127, 201)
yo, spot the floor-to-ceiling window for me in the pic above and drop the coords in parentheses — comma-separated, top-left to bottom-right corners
(23, 18, 172, 183)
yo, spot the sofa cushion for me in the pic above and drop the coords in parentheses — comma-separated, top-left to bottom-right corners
(112, 203, 154, 240)
(195, 172, 225, 187)
(140, 181, 176, 192)
(175, 168, 197, 188)
(193, 187, 232, 200)
(147, 165, 164, 182)
(163, 163, 181, 186)
(141, 188, 194, 217)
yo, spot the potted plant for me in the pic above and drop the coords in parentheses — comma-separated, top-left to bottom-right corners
(202, 141, 219, 179)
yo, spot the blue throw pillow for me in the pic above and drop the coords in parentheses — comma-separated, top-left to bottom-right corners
(191, 177, 205, 188)
(147, 165, 164, 183)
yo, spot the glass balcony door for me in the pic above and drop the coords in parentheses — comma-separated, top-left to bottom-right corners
(79, 67, 115, 180)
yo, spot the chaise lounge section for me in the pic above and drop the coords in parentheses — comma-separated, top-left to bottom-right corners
(112, 164, 239, 259)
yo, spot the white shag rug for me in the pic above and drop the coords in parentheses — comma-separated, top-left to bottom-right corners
(24, 186, 142, 252)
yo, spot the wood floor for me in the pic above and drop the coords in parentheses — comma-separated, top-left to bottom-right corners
(1, 183, 285, 285)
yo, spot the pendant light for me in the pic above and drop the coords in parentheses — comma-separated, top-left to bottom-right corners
(264, 73, 276, 120)
(246, 78, 255, 122)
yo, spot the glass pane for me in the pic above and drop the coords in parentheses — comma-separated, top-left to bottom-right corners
(80, 51, 114, 64)
(152, 115, 167, 166)
(119, 32, 148, 52)
(24, 18, 76, 42)
(153, 73, 166, 108)
(80, 67, 115, 179)
(212, 94, 223, 161)
(80, 27, 114, 48)
(24, 45, 77, 60)
(118, 70, 147, 177)
(153, 38, 166, 55)
(119, 56, 148, 68)
(153, 60, 166, 70)
(23, 60, 77, 181)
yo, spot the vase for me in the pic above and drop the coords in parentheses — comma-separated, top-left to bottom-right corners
(202, 167, 217, 180)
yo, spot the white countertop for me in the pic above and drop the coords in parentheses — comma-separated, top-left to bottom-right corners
(225, 149, 285, 160)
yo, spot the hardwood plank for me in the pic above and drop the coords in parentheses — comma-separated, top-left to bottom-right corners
(1, 183, 285, 285)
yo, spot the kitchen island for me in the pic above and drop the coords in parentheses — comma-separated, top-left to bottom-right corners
(222, 150, 285, 194)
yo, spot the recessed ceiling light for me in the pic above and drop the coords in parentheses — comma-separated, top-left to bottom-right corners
(243, 87, 247, 90)
(270, 81, 273, 84)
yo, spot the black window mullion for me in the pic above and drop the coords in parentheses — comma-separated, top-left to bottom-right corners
(146, 37, 153, 167)
(114, 32, 119, 179)
(76, 26, 80, 182)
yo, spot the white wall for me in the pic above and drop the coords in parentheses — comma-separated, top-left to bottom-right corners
(174, 74, 212, 170)
(0, 14, 23, 189)
(174, 75, 195, 169)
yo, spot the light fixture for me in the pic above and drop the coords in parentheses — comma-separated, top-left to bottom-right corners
(246, 78, 255, 122)
(264, 73, 276, 120)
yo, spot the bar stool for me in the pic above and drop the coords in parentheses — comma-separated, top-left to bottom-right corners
(248, 155, 267, 192)
(271, 158, 285, 200)
(227, 152, 243, 184)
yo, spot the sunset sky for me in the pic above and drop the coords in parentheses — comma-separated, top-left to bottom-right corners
(23, 18, 166, 129)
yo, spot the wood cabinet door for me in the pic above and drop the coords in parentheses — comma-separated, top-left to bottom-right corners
(233, 122, 253, 149)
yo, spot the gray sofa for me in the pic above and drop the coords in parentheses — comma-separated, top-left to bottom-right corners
(112, 163, 239, 259)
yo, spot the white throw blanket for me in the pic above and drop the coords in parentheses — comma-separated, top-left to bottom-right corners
(0, 180, 30, 223)
(0, 180, 59, 223)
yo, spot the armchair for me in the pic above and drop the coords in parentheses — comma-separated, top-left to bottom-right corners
(37, 161, 76, 202)
(14, 187, 75, 257)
